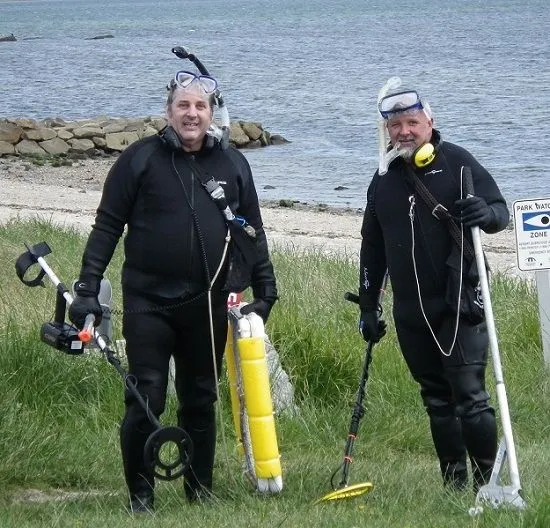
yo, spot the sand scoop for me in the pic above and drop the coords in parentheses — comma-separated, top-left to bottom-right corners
(462, 167, 527, 514)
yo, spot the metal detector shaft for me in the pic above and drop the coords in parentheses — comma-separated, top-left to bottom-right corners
(31, 257, 162, 428)
(463, 168, 522, 491)
(34, 255, 164, 429)
(339, 338, 374, 487)
(83, 323, 194, 481)
(338, 273, 388, 488)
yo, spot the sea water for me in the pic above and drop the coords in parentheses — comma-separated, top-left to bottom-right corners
(1, 0, 549, 209)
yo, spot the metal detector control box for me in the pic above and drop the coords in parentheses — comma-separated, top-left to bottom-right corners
(40, 321, 84, 354)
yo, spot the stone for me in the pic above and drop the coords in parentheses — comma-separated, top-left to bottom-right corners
(24, 128, 57, 141)
(124, 119, 148, 132)
(229, 122, 250, 147)
(270, 134, 290, 145)
(57, 129, 74, 140)
(11, 118, 38, 129)
(59, 122, 76, 132)
(105, 131, 139, 151)
(40, 117, 67, 128)
(0, 115, 287, 158)
(92, 136, 107, 148)
(73, 126, 104, 139)
(138, 126, 158, 139)
(68, 138, 95, 152)
(259, 130, 271, 146)
(102, 122, 127, 134)
(15, 139, 47, 156)
(148, 117, 167, 131)
(0, 141, 16, 156)
(242, 122, 263, 141)
(246, 139, 262, 149)
(90, 115, 110, 123)
(85, 34, 114, 40)
(0, 121, 24, 143)
(39, 137, 70, 155)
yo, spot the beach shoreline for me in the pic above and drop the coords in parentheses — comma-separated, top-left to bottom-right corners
(0, 156, 526, 279)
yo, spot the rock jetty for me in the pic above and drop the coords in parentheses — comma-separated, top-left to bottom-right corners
(0, 33, 17, 42)
(0, 116, 289, 158)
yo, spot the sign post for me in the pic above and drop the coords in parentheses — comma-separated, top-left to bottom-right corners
(513, 198, 550, 365)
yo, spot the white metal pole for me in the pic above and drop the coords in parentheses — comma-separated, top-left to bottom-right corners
(471, 226, 522, 489)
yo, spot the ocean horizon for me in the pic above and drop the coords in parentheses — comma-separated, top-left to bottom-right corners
(1, 0, 549, 209)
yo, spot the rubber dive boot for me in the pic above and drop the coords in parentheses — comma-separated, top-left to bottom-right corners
(128, 491, 154, 514)
(183, 412, 216, 503)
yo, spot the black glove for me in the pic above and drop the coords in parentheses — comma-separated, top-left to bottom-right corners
(359, 310, 387, 343)
(240, 298, 275, 323)
(455, 196, 494, 228)
(68, 280, 103, 329)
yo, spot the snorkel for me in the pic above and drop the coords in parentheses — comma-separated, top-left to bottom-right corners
(172, 46, 231, 150)
(377, 76, 405, 175)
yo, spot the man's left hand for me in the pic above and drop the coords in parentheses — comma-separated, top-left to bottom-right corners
(455, 196, 494, 228)
(240, 298, 275, 323)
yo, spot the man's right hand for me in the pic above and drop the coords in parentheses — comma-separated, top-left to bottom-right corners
(69, 294, 103, 329)
(359, 310, 387, 343)
(240, 298, 275, 323)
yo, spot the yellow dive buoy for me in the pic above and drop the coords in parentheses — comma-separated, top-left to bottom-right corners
(225, 300, 283, 493)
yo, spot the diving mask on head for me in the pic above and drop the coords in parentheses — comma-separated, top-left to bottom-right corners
(378, 88, 432, 121)
(377, 77, 406, 175)
(378, 90, 424, 119)
(172, 70, 218, 94)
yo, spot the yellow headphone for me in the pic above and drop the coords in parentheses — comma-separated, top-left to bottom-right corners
(412, 143, 436, 168)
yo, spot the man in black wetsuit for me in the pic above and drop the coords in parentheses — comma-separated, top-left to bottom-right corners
(69, 70, 278, 512)
(358, 80, 509, 491)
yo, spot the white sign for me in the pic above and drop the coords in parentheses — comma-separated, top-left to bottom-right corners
(513, 198, 550, 271)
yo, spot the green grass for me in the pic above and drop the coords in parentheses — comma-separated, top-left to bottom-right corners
(1, 219, 549, 527)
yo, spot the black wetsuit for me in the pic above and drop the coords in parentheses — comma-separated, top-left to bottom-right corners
(359, 130, 509, 488)
(78, 134, 277, 500)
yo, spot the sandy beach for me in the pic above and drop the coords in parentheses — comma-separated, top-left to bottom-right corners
(0, 156, 527, 280)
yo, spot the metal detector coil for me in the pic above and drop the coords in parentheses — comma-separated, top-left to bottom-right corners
(15, 242, 193, 481)
(40, 321, 84, 355)
(317, 482, 374, 503)
(144, 426, 193, 481)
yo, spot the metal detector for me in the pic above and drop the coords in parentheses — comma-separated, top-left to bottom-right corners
(316, 278, 387, 503)
(462, 168, 527, 513)
(171, 45, 231, 150)
(15, 241, 193, 482)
